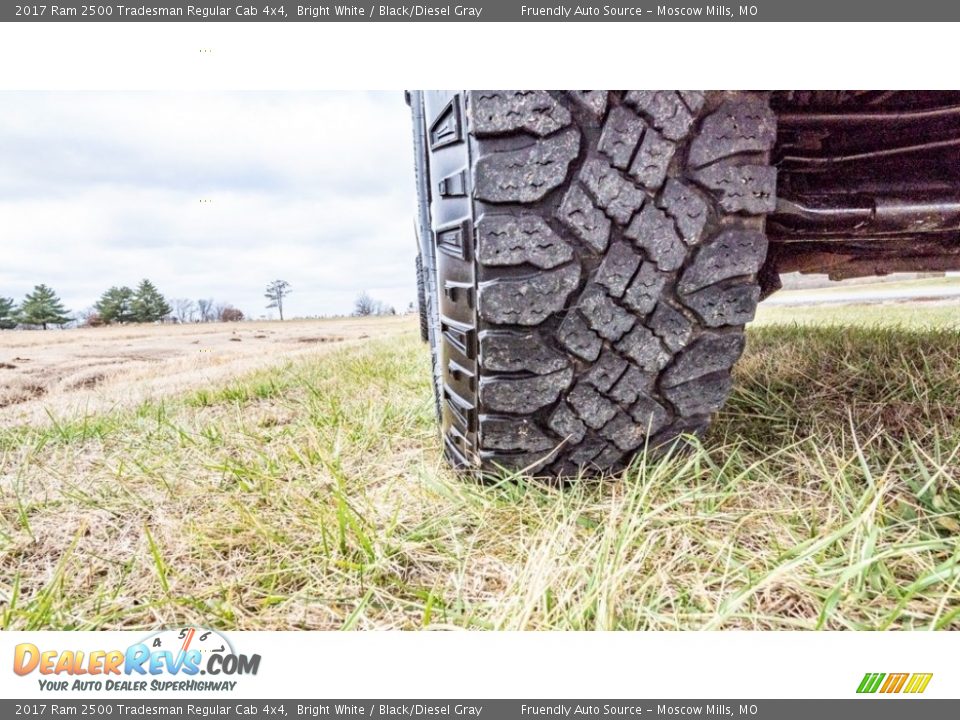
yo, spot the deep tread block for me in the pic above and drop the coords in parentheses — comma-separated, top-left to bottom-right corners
(578, 286, 636, 342)
(480, 367, 573, 414)
(608, 363, 656, 406)
(592, 443, 626, 470)
(568, 91, 609, 119)
(469, 90, 572, 137)
(579, 158, 645, 225)
(648, 302, 693, 352)
(568, 382, 619, 430)
(622, 263, 668, 316)
(557, 312, 603, 361)
(477, 215, 573, 269)
(474, 128, 580, 203)
(479, 331, 569, 374)
(659, 179, 709, 246)
(629, 127, 676, 191)
(615, 324, 671, 373)
(478, 263, 580, 325)
(625, 204, 686, 272)
(661, 333, 745, 388)
(557, 184, 611, 253)
(595, 241, 642, 298)
(678, 91, 706, 115)
(567, 438, 605, 466)
(662, 371, 732, 416)
(624, 91, 696, 141)
(688, 97, 777, 168)
(601, 412, 648, 452)
(630, 395, 671, 435)
(547, 401, 587, 445)
(482, 450, 553, 474)
(694, 162, 777, 214)
(678, 228, 768, 294)
(599, 106, 646, 170)
(582, 351, 628, 393)
(681, 280, 761, 327)
(481, 415, 557, 452)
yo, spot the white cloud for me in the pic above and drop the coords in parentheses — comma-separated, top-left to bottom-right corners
(0, 91, 419, 317)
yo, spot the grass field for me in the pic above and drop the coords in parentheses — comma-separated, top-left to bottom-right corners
(770, 274, 960, 304)
(1, 301, 959, 630)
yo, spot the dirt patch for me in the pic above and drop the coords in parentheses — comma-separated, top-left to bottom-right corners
(70, 373, 106, 391)
(895, 295, 945, 304)
(0, 316, 414, 426)
(0, 383, 47, 409)
(296, 336, 345, 344)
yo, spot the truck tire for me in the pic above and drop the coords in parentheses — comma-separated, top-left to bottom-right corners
(416, 253, 429, 343)
(412, 91, 777, 476)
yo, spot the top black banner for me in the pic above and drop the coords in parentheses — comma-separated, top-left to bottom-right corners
(4, 0, 959, 21)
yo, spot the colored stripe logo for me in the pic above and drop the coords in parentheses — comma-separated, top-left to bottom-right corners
(857, 672, 933, 694)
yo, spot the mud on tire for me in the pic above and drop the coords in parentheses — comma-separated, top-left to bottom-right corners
(412, 91, 777, 477)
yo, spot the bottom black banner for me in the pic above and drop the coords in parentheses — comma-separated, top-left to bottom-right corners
(4, 700, 958, 719)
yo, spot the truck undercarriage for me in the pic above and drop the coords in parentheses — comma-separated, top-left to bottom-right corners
(767, 91, 960, 291)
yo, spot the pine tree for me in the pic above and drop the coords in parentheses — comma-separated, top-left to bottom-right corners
(19, 284, 71, 329)
(94, 286, 136, 324)
(0, 296, 18, 329)
(132, 279, 172, 323)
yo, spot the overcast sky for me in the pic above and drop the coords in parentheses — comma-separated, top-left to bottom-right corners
(0, 91, 417, 319)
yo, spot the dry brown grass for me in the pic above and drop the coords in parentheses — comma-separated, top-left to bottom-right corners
(0, 317, 408, 426)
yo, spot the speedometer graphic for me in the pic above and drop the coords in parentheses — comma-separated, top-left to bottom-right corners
(139, 627, 235, 661)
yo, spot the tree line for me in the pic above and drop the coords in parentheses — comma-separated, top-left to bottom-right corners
(89, 280, 247, 326)
(352, 291, 397, 317)
(0, 280, 248, 330)
(1, 279, 409, 330)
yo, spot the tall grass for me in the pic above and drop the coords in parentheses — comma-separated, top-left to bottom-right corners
(1, 307, 958, 630)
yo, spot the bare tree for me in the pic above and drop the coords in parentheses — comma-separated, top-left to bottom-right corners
(213, 302, 228, 322)
(174, 298, 196, 323)
(265, 280, 292, 321)
(353, 291, 377, 317)
(77, 307, 105, 327)
(354, 292, 396, 317)
(196, 298, 215, 323)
